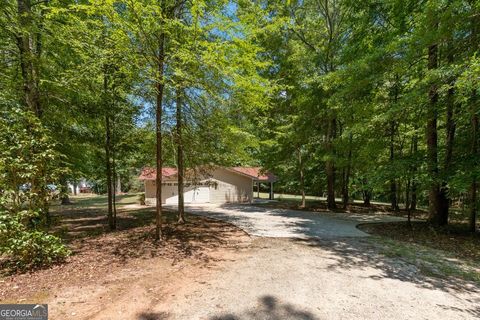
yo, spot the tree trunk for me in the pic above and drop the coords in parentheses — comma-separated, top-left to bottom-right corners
(342, 133, 352, 209)
(468, 101, 478, 232)
(411, 133, 418, 211)
(426, 19, 448, 226)
(406, 178, 413, 226)
(469, 7, 479, 232)
(298, 147, 306, 208)
(111, 116, 117, 230)
(16, 0, 42, 117)
(60, 177, 71, 205)
(155, 33, 166, 240)
(389, 121, 399, 211)
(436, 36, 457, 224)
(104, 70, 114, 231)
(326, 116, 336, 210)
(363, 191, 371, 206)
(105, 115, 114, 230)
(176, 87, 185, 224)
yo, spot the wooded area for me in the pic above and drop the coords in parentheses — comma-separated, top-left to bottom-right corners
(0, 0, 479, 269)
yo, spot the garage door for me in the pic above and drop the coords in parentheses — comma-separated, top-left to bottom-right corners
(166, 186, 210, 204)
(191, 187, 210, 203)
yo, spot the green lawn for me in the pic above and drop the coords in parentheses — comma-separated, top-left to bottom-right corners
(52, 193, 141, 209)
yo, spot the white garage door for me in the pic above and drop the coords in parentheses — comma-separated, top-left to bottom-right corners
(193, 187, 210, 203)
(166, 186, 210, 204)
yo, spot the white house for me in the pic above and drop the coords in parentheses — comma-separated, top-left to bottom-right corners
(68, 178, 91, 194)
(139, 166, 277, 205)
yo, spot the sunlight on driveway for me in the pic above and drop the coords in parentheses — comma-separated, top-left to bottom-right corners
(165, 203, 405, 239)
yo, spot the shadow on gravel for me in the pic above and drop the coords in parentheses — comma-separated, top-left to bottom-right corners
(294, 237, 480, 298)
(137, 311, 170, 320)
(210, 295, 318, 320)
(135, 296, 317, 320)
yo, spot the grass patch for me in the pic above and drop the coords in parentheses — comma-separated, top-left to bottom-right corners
(359, 221, 480, 261)
(360, 222, 480, 284)
(51, 193, 140, 209)
(371, 237, 480, 283)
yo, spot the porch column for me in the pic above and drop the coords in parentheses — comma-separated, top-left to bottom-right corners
(269, 182, 274, 200)
(257, 181, 260, 198)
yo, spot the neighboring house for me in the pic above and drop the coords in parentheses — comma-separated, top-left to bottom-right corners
(138, 166, 277, 205)
(68, 178, 91, 194)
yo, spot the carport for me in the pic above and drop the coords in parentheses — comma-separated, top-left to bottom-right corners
(230, 167, 277, 200)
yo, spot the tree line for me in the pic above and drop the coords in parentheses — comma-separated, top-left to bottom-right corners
(0, 0, 268, 267)
(255, 0, 479, 231)
(0, 0, 478, 269)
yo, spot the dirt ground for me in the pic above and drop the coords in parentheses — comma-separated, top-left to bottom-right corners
(0, 197, 251, 319)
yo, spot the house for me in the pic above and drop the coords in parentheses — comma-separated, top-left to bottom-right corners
(68, 178, 91, 195)
(138, 166, 277, 205)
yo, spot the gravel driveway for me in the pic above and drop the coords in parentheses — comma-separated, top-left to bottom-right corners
(151, 238, 479, 320)
(153, 203, 480, 320)
(177, 203, 405, 239)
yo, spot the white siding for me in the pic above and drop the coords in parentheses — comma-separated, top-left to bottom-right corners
(208, 168, 253, 203)
(144, 168, 253, 204)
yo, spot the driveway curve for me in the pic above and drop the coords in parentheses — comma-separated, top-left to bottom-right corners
(176, 203, 405, 239)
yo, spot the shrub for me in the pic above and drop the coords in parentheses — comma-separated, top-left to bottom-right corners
(0, 209, 70, 271)
(0, 108, 70, 271)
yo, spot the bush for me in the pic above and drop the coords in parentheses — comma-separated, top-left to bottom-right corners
(0, 209, 70, 271)
(0, 108, 69, 271)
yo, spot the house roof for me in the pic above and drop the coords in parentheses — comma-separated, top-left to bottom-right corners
(138, 166, 277, 182)
(138, 167, 177, 180)
(229, 167, 277, 182)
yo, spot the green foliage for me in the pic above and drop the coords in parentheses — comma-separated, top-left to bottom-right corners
(252, 0, 480, 219)
(0, 108, 69, 269)
(0, 208, 70, 271)
(0, 108, 64, 214)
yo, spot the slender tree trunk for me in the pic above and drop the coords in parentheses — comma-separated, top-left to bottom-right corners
(104, 70, 114, 231)
(389, 121, 399, 211)
(16, 0, 42, 117)
(155, 33, 166, 240)
(406, 179, 413, 226)
(436, 36, 457, 224)
(469, 7, 479, 232)
(341, 168, 347, 209)
(105, 114, 114, 230)
(60, 177, 71, 205)
(73, 181, 77, 195)
(111, 116, 117, 230)
(363, 190, 371, 206)
(411, 133, 418, 210)
(17, 0, 48, 225)
(342, 133, 352, 209)
(176, 87, 185, 224)
(326, 116, 336, 210)
(298, 147, 306, 208)
(426, 19, 447, 226)
(469, 107, 478, 231)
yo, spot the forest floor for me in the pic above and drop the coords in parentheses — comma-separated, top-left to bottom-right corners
(0, 194, 252, 318)
(0, 194, 479, 319)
